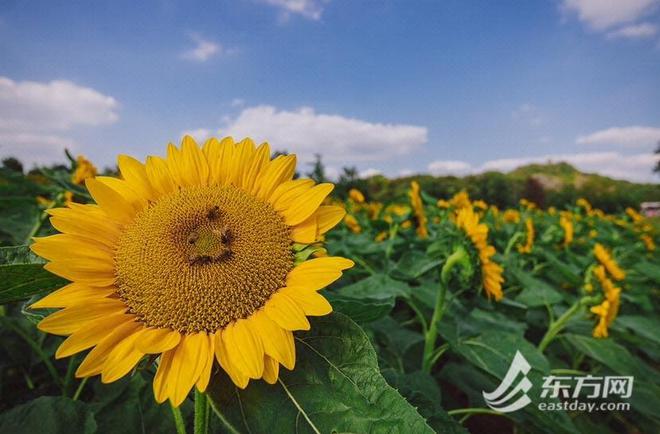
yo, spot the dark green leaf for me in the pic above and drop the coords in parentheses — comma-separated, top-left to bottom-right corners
(0, 246, 66, 304)
(0, 396, 96, 434)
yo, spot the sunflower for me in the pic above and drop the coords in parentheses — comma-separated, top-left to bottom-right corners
(30, 136, 353, 407)
(559, 212, 573, 247)
(593, 243, 625, 281)
(641, 234, 656, 252)
(408, 181, 428, 239)
(517, 218, 534, 254)
(343, 213, 362, 233)
(590, 300, 610, 338)
(454, 207, 504, 300)
(348, 188, 365, 204)
(71, 155, 97, 185)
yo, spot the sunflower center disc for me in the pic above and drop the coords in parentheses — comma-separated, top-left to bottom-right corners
(115, 185, 293, 333)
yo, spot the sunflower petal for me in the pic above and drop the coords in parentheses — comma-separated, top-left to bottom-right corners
(180, 136, 210, 187)
(251, 310, 295, 369)
(134, 328, 181, 354)
(255, 154, 296, 201)
(223, 319, 264, 378)
(118, 155, 156, 201)
(167, 333, 209, 407)
(286, 257, 355, 291)
(264, 292, 310, 331)
(280, 287, 333, 316)
(195, 333, 216, 392)
(30, 283, 115, 309)
(48, 205, 120, 248)
(101, 331, 145, 383)
(76, 319, 141, 377)
(55, 312, 128, 359)
(242, 142, 270, 192)
(153, 349, 175, 403)
(281, 183, 334, 226)
(262, 355, 279, 384)
(214, 332, 250, 389)
(290, 214, 318, 244)
(38, 299, 128, 335)
(85, 178, 135, 225)
(271, 179, 314, 210)
(145, 156, 177, 196)
(316, 206, 346, 234)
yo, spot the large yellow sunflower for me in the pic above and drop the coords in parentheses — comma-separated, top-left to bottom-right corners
(30, 136, 353, 407)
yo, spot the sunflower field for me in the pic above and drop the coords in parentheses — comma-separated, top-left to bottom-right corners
(0, 139, 659, 434)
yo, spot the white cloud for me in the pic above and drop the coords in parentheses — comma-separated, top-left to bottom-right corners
(607, 22, 657, 38)
(427, 160, 472, 176)
(561, 0, 659, 30)
(217, 105, 427, 163)
(230, 98, 245, 107)
(576, 126, 660, 147)
(181, 34, 222, 62)
(0, 76, 119, 166)
(359, 168, 381, 178)
(262, 0, 328, 21)
(427, 151, 659, 183)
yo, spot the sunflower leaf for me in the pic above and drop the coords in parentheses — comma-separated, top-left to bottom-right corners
(0, 245, 67, 304)
(207, 312, 436, 433)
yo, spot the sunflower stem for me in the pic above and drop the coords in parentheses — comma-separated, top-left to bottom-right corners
(422, 246, 467, 373)
(170, 404, 187, 434)
(72, 377, 88, 401)
(538, 296, 599, 352)
(194, 389, 208, 434)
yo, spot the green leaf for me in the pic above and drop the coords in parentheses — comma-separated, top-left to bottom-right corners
(0, 246, 66, 304)
(391, 250, 442, 281)
(632, 261, 660, 284)
(615, 315, 660, 346)
(0, 396, 96, 434)
(510, 268, 564, 307)
(207, 313, 433, 434)
(325, 292, 394, 323)
(452, 330, 578, 434)
(337, 273, 410, 300)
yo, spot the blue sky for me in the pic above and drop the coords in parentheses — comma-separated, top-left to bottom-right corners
(1, 0, 659, 182)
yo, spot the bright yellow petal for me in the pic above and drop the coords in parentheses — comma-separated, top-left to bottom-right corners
(95, 176, 147, 213)
(30, 283, 115, 309)
(202, 138, 222, 185)
(214, 137, 236, 185)
(280, 287, 333, 316)
(316, 206, 346, 234)
(31, 234, 114, 262)
(262, 355, 279, 384)
(38, 299, 128, 335)
(85, 178, 135, 225)
(180, 136, 210, 187)
(251, 310, 295, 369)
(195, 333, 216, 392)
(290, 214, 318, 244)
(48, 205, 120, 249)
(264, 292, 310, 331)
(228, 138, 255, 187)
(118, 155, 156, 201)
(286, 257, 355, 291)
(55, 312, 128, 359)
(134, 328, 182, 354)
(214, 332, 250, 389)
(76, 319, 141, 377)
(101, 330, 145, 383)
(167, 333, 210, 407)
(154, 349, 175, 403)
(44, 261, 116, 287)
(271, 179, 314, 211)
(223, 319, 264, 379)
(281, 183, 334, 226)
(145, 156, 177, 196)
(255, 154, 296, 201)
(242, 142, 270, 192)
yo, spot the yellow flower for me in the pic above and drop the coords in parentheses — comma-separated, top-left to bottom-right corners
(455, 207, 504, 300)
(366, 202, 383, 220)
(518, 218, 534, 254)
(437, 199, 450, 208)
(63, 191, 74, 207)
(590, 266, 622, 338)
(375, 231, 388, 242)
(449, 191, 471, 210)
(344, 213, 362, 233)
(473, 200, 487, 210)
(30, 136, 353, 407)
(625, 207, 643, 223)
(641, 234, 656, 251)
(576, 198, 592, 213)
(590, 301, 610, 338)
(71, 155, 97, 185)
(589, 229, 598, 238)
(519, 198, 536, 209)
(559, 213, 573, 247)
(593, 243, 625, 281)
(36, 195, 53, 207)
(401, 220, 412, 229)
(409, 181, 428, 239)
(503, 209, 520, 224)
(348, 188, 365, 204)
(548, 207, 557, 216)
